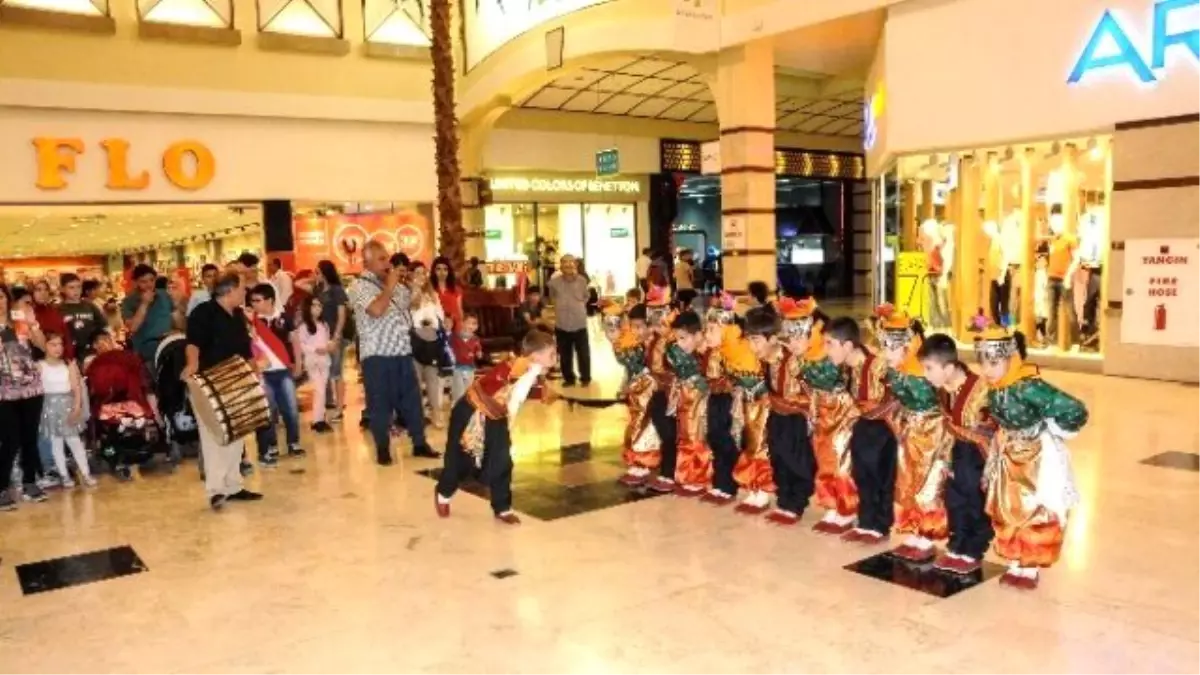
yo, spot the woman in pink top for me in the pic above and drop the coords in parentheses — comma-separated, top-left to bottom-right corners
(295, 295, 333, 433)
(431, 256, 463, 331)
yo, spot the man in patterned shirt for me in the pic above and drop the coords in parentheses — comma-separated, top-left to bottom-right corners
(349, 241, 440, 464)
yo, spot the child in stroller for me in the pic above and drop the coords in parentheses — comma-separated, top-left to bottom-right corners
(154, 331, 199, 457)
(84, 333, 164, 480)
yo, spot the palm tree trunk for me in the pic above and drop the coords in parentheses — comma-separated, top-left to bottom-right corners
(430, 0, 465, 277)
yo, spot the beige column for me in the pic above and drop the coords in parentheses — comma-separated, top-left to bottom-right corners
(459, 105, 509, 261)
(711, 39, 776, 298)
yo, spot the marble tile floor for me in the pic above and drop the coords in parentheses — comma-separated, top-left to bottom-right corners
(0, 370, 1197, 673)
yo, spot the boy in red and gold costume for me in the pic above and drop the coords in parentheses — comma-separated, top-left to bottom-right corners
(642, 287, 679, 493)
(824, 316, 897, 544)
(434, 329, 558, 525)
(876, 307, 951, 562)
(918, 333, 995, 575)
(699, 294, 758, 506)
(664, 311, 712, 495)
(734, 307, 781, 513)
(603, 303, 661, 486)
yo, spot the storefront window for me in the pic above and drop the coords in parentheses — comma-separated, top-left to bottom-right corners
(675, 175, 853, 297)
(886, 136, 1111, 357)
(482, 202, 637, 293)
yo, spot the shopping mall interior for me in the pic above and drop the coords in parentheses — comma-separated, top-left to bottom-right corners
(0, 0, 1198, 672)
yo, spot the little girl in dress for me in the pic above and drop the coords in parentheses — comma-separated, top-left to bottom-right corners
(39, 333, 95, 487)
(296, 296, 333, 433)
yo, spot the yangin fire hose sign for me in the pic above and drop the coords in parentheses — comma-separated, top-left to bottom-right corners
(1120, 239, 1199, 347)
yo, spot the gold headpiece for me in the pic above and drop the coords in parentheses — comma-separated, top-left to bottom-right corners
(975, 325, 1018, 363)
(777, 297, 818, 339)
(875, 304, 916, 350)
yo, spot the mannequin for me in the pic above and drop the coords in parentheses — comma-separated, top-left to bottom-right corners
(983, 220, 1009, 324)
(1074, 209, 1105, 347)
(1000, 212, 1023, 325)
(1045, 206, 1080, 347)
(920, 218, 951, 329)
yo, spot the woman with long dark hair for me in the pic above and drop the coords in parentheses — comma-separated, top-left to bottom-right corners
(409, 262, 449, 428)
(430, 256, 463, 332)
(315, 260, 349, 421)
(0, 285, 49, 509)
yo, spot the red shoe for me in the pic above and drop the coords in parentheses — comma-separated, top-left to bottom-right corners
(812, 520, 854, 536)
(934, 554, 982, 575)
(733, 502, 768, 516)
(700, 492, 735, 506)
(434, 491, 450, 518)
(765, 510, 799, 526)
(617, 472, 647, 487)
(842, 529, 886, 545)
(1000, 571, 1037, 590)
(891, 544, 935, 563)
(494, 512, 522, 525)
(674, 485, 704, 497)
(647, 477, 676, 493)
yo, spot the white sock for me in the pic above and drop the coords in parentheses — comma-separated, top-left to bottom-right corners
(832, 512, 855, 526)
(773, 508, 797, 517)
(436, 494, 451, 505)
(903, 535, 921, 548)
(914, 537, 933, 550)
(64, 436, 91, 480)
(821, 510, 837, 523)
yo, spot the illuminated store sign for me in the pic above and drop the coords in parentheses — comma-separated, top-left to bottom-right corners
(33, 137, 216, 192)
(863, 83, 885, 151)
(1068, 0, 1199, 84)
(489, 176, 641, 195)
(465, 0, 613, 68)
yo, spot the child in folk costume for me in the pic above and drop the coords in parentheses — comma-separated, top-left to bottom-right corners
(747, 297, 837, 523)
(664, 311, 712, 495)
(824, 316, 896, 544)
(434, 330, 559, 525)
(603, 303, 661, 487)
(799, 309, 864, 535)
(699, 294, 755, 506)
(876, 307, 952, 562)
(642, 287, 679, 493)
(732, 307, 779, 513)
(975, 327, 1087, 589)
(918, 333, 996, 575)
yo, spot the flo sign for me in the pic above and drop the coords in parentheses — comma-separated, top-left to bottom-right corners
(1068, 0, 1199, 84)
(465, 0, 614, 68)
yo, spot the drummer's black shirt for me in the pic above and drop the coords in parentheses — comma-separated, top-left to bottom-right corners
(187, 299, 253, 371)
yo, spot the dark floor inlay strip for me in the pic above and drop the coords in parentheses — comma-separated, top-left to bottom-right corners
(1140, 451, 1200, 472)
(17, 545, 147, 595)
(490, 568, 519, 579)
(844, 551, 1003, 598)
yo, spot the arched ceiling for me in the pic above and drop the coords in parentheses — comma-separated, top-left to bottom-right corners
(515, 53, 862, 137)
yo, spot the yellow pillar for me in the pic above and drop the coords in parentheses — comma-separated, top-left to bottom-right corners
(1018, 148, 1036, 338)
(900, 181, 917, 250)
(1057, 144, 1081, 350)
(955, 157, 981, 338)
(918, 180, 934, 223)
(711, 39, 776, 298)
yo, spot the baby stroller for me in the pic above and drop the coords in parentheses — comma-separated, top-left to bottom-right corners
(154, 334, 199, 458)
(85, 348, 164, 480)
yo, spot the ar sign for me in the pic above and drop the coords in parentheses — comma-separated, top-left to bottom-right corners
(1068, 0, 1199, 84)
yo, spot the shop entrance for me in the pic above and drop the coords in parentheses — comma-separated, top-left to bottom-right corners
(0, 203, 265, 302)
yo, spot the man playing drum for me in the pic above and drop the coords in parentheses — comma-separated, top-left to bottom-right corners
(183, 271, 266, 511)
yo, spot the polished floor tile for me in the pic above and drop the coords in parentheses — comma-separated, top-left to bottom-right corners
(0, 361, 1196, 673)
(1140, 450, 1200, 472)
(16, 545, 147, 595)
(845, 551, 1005, 598)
